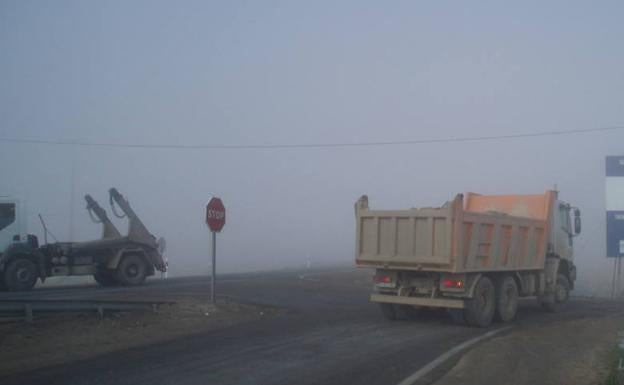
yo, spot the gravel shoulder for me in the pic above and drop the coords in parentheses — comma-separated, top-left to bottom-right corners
(0, 298, 281, 376)
(434, 305, 624, 385)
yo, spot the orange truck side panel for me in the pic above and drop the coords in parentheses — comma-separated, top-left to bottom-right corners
(464, 191, 556, 222)
(355, 191, 556, 273)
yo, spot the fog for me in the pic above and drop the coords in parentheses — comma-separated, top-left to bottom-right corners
(1, 1, 623, 296)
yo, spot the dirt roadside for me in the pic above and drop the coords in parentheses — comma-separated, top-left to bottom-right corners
(0, 298, 282, 377)
(434, 308, 624, 385)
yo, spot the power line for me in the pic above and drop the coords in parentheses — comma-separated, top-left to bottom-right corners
(0, 125, 622, 150)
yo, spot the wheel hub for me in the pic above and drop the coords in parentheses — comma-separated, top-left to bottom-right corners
(477, 291, 487, 311)
(16, 267, 31, 282)
(127, 265, 138, 277)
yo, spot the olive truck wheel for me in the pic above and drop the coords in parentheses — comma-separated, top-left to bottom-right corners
(114, 255, 148, 286)
(4, 257, 38, 292)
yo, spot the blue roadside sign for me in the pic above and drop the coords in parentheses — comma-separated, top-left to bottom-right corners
(606, 156, 624, 257)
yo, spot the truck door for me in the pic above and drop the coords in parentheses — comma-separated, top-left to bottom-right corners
(555, 203, 573, 259)
(0, 201, 18, 251)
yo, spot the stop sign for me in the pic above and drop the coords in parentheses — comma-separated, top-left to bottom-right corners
(206, 197, 226, 232)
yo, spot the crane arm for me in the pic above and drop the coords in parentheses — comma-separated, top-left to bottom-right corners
(85, 194, 121, 239)
(108, 188, 156, 248)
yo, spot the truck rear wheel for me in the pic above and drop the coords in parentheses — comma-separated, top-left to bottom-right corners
(4, 258, 38, 292)
(115, 255, 148, 286)
(495, 276, 518, 323)
(93, 271, 118, 287)
(464, 276, 495, 327)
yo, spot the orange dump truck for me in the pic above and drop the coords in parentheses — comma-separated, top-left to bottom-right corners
(354, 191, 581, 327)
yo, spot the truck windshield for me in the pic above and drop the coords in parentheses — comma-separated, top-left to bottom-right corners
(559, 205, 571, 234)
(0, 203, 16, 231)
(0, 203, 15, 230)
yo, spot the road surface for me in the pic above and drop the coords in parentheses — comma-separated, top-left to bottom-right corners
(0, 267, 616, 385)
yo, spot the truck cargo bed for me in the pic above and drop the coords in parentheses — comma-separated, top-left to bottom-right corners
(355, 191, 556, 273)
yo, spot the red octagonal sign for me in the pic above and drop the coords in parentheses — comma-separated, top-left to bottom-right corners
(206, 197, 226, 232)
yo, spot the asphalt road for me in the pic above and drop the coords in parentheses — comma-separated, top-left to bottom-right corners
(0, 267, 617, 385)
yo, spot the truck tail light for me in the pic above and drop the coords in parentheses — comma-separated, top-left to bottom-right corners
(374, 275, 392, 284)
(373, 273, 396, 288)
(443, 278, 464, 289)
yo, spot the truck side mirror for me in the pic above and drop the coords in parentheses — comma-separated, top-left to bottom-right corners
(574, 208, 581, 235)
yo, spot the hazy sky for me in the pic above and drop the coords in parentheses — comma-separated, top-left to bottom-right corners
(1, 1, 623, 289)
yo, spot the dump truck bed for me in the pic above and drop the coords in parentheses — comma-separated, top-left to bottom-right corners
(355, 191, 556, 273)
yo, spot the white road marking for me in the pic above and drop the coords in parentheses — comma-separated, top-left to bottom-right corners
(298, 275, 320, 282)
(396, 326, 512, 385)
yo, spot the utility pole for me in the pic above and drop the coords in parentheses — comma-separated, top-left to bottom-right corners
(68, 143, 76, 241)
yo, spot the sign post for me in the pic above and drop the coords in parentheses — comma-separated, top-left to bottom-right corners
(606, 156, 624, 299)
(211, 231, 216, 305)
(206, 197, 226, 306)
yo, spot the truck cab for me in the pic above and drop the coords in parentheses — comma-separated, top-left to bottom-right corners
(0, 197, 42, 291)
(0, 198, 29, 254)
(550, 200, 581, 291)
(553, 201, 581, 260)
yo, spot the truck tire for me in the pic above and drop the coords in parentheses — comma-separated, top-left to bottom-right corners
(379, 303, 396, 320)
(4, 258, 38, 292)
(541, 274, 570, 312)
(114, 254, 148, 286)
(93, 271, 118, 287)
(464, 276, 495, 327)
(495, 276, 519, 323)
(554, 274, 570, 303)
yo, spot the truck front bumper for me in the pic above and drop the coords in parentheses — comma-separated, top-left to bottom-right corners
(370, 294, 465, 309)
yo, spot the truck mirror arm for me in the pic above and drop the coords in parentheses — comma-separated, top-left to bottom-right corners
(572, 207, 581, 235)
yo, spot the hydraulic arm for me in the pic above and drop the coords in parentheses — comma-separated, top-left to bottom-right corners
(85, 194, 121, 239)
(108, 188, 159, 250)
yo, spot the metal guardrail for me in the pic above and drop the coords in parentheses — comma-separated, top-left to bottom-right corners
(0, 299, 176, 323)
